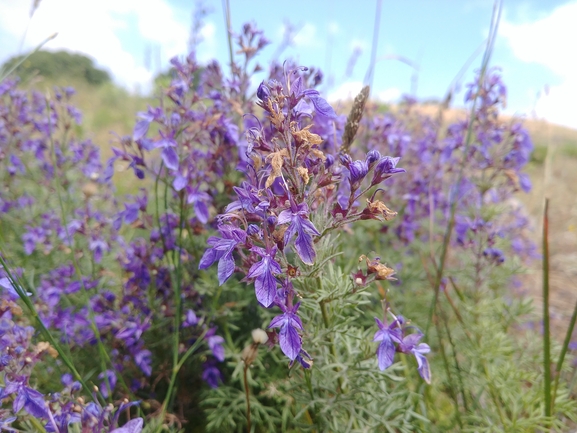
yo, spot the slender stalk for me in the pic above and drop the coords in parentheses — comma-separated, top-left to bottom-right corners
(243, 364, 252, 433)
(0, 33, 57, 83)
(318, 276, 345, 392)
(439, 305, 469, 413)
(552, 298, 577, 408)
(542, 198, 552, 418)
(363, 0, 382, 89)
(165, 193, 186, 410)
(432, 313, 463, 429)
(222, 0, 234, 75)
(155, 329, 207, 433)
(425, 0, 503, 336)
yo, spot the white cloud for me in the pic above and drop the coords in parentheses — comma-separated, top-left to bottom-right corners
(0, 0, 189, 92)
(376, 87, 401, 103)
(501, 1, 577, 128)
(197, 21, 217, 63)
(293, 23, 319, 48)
(327, 81, 363, 102)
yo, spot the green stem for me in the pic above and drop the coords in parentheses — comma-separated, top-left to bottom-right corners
(243, 364, 252, 432)
(432, 313, 463, 429)
(318, 278, 344, 392)
(552, 298, 577, 409)
(155, 329, 207, 432)
(0, 33, 57, 83)
(425, 0, 503, 336)
(222, 0, 234, 75)
(167, 193, 186, 407)
(542, 198, 552, 418)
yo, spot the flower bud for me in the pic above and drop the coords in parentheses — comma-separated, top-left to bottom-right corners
(371, 156, 405, 185)
(267, 215, 278, 229)
(247, 224, 261, 237)
(365, 150, 381, 167)
(257, 81, 270, 102)
(339, 153, 352, 168)
(349, 160, 368, 184)
(251, 328, 268, 345)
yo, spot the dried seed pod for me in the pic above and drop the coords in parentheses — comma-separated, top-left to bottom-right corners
(341, 85, 370, 154)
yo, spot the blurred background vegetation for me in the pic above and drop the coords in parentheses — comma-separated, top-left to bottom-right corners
(2, 47, 577, 342)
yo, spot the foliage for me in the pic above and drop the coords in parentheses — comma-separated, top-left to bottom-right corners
(2, 50, 111, 86)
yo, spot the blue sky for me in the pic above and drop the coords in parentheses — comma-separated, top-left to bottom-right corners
(1, 0, 576, 128)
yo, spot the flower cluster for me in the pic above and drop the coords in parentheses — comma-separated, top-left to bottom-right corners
(199, 66, 419, 372)
(374, 312, 431, 383)
(359, 69, 535, 267)
(0, 299, 142, 432)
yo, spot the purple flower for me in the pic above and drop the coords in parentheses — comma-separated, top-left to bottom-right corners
(278, 202, 320, 265)
(199, 225, 247, 285)
(154, 133, 179, 171)
(397, 332, 431, 384)
(206, 329, 225, 361)
(374, 315, 431, 384)
(110, 418, 144, 433)
(183, 309, 198, 327)
(257, 81, 270, 102)
(98, 370, 117, 398)
(186, 188, 211, 224)
(202, 361, 222, 388)
(0, 277, 31, 299)
(302, 89, 337, 119)
(518, 173, 532, 193)
(348, 160, 369, 190)
(373, 317, 402, 371)
(14, 386, 50, 419)
(134, 349, 152, 376)
(483, 247, 505, 265)
(290, 348, 313, 369)
(365, 150, 381, 167)
(133, 111, 154, 141)
(247, 246, 281, 308)
(0, 416, 16, 432)
(269, 302, 303, 360)
(371, 156, 406, 185)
